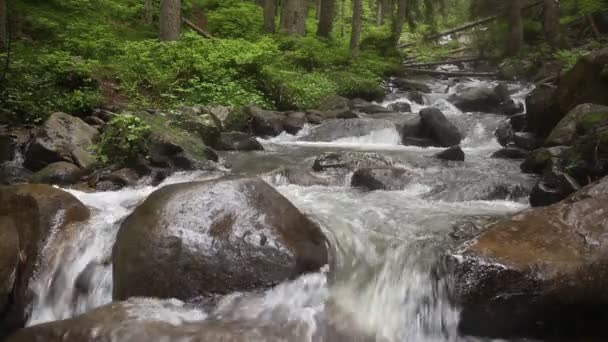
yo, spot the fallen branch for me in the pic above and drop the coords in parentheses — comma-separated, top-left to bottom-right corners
(400, 0, 543, 48)
(183, 18, 214, 39)
(402, 68, 497, 78)
(403, 57, 486, 68)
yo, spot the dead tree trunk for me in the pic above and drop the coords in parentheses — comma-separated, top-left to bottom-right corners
(263, 0, 276, 33)
(160, 0, 181, 41)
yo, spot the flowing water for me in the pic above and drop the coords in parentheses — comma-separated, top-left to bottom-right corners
(24, 76, 538, 341)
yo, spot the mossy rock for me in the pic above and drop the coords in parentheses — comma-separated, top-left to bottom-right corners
(576, 111, 608, 135)
(223, 107, 252, 133)
(167, 113, 220, 148)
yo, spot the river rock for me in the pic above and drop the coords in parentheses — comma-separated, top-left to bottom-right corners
(284, 112, 306, 134)
(248, 106, 287, 137)
(266, 167, 336, 187)
(453, 186, 608, 339)
(0, 217, 18, 321)
(498, 99, 524, 116)
(555, 47, 608, 116)
(447, 84, 511, 113)
(419, 108, 462, 147)
(434, 146, 465, 161)
(545, 103, 608, 146)
(387, 102, 412, 113)
(350, 98, 391, 115)
(0, 185, 89, 336)
(318, 95, 351, 111)
(24, 112, 99, 171)
(391, 78, 431, 93)
(512, 132, 538, 150)
(520, 146, 569, 174)
(495, 120, 514, 147)
(299, 119, 398, 142)
(0, 135, 15, 164)
(217, 132, 264, 151)
(351, 167, 412, 191)
(32, 162, 83, 185)
(491, 147, 529, 160)
(112, 177, 328, 301)
(312, 152, 393, 172)
(168, 112, 220, 148)
(525, 86, 559, 138)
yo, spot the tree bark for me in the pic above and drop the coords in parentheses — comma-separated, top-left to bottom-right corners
(263, 0, 276, 33)
(160, 0, 181, 41)
(0, 0, 7, 51)
(350, 0, 363, 54)
(392, 0, 407, 46)
(144, 0, 153, 25)
(543, 0, 561, 49)
(317, 0, 336, 38)
(508, 0, 524, 55)
(280, 0, 307, 36)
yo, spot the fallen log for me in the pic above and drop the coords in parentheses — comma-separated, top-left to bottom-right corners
(399, 0, 543, 48)
(403, 57, 486, 68)
(402, 68, 497, 78)
(183, 18, 214, 39)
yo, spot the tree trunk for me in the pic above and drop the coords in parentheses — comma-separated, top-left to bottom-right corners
(508, 0, 524, 55)
(376, 0, 383, 25)
(160, 0, 181, 41)
(0, 0, 7, 51)
(543, 0, 561, 49)
(317, 0, 336, 38)
(263, 0, 276, 33)
(392, 0, 407, 46)
(280, 0, 307, 36)
(144, 0, 153, 25)
(350, 0, 363, 54)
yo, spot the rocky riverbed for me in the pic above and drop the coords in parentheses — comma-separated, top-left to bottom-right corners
(1, 49, 608, 342)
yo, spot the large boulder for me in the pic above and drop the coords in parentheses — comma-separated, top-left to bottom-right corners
(434, 145, 465, 161)
(545, 103, 608, 146)
(32, 162, 83, 185)
(299, 119, 398, 143)
(112, 177, 328, 301)
(525, 87, 559, 138)
(448, 84, 511, 113)
(555, 47, 608, 116)
(350, 167, 412, 191)
(520, 146, 569, 174)
(419, 108, 462, 147)
(248, 106, 288, 137)
(0, 217, 18, 322)
(217, 132, 264, 151)
(452, 180, 608, 339)
(0, 185, 89, 337)
(24, 112, 98, 171)
(391, 78, 431, 93)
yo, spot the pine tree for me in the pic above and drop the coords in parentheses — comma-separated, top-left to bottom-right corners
(160, 0, 181, 41)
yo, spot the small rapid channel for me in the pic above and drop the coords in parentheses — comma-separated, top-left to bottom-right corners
(24, 75, 538, 341)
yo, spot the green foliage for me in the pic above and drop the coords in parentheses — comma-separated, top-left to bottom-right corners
(554, 48, 589, 72)
(0, 49, 102, 125)
(96, 114, 151, 166)
(206, 2, 263, 39)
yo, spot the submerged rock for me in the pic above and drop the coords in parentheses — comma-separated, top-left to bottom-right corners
(419, 108, 462, 147)
(112, 177, 328, 301)
(351, 167, 412, 191)
(434, 146, 465, 162)
(312, 152, 393, 172)
(24, 112, 99, 171)
(453, 181, 608, 339)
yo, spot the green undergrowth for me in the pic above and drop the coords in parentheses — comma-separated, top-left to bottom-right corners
(0, 0, 399, 126)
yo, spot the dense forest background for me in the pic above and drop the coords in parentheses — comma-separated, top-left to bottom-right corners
(0, 0, 606, 128)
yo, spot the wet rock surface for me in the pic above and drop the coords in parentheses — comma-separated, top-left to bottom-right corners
(112, 177, 328, 301)
(419, 108, 462, 147)
(434, 146, 465, 162)
(312, 152, 393, 172)
(351, 167, 413, 191)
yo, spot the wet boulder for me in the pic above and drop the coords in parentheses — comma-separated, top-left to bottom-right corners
(284, 112, 307, 134)
(545, 103, 608, 146)
(299, 119, 398, 143)
(0, 134, 15, 164)
(112, 177, 328, 301)
(88, 168, 140, 192)
(0, 185, 89, 336)
(248, 106, 288, 137)
(387, 102, 412, 113)
(525, 87, 559, 138)
(520, 146, 569, 174)
(495, 120, 514, 147)
(555, 47, 608, 116)
(24, 112, 98, 171)
(434, 146, 465, 161)
(32, 162, 83, 185)
(447, 83, 511, 113)
(498, 99, 524, 116)
(266, 167, 337, 187)
(217, 132, 264, 151)
(312, 152, 393, 172)
(452, 186, 608, 339)
(512, 132, 538, 151)
(349, 98, 392, 115)
(0, 165, 32, 185)
(0, 217, 18, 321)
(168, 112, 221, 148)
(419, 108, 462, 147)
(491, 147, 529, 160)
(351, 167, 412, 191)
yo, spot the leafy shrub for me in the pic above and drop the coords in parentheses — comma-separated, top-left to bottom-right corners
(554, 48, 588, 72)
(206, 2, 263, 40)
(261, 66, 338, 110)
(95, 114, 151, 166)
